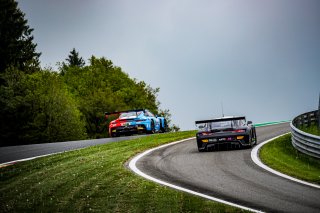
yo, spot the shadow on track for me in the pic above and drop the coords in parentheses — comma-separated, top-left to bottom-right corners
(205, 144, 250, 152)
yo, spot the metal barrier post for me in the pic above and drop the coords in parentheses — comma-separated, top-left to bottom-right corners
(318, 93, 320, 130)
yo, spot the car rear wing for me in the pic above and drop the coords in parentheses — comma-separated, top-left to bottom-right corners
(105, 109, 145, 117)
(195, 116, 246, 124)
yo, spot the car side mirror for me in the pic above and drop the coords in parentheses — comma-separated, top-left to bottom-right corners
(155, 115, 158, 118)
(198, 125, 204, 129)
(247, 121, 252, 125)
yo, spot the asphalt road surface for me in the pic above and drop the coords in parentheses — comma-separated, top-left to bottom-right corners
(0, 135, 144, 164)
(136, 123, 320, 212)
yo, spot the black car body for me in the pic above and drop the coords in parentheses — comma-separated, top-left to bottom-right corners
(195, 116, 257, 152)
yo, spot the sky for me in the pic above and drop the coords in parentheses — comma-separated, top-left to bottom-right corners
(17, 0, 320, 130)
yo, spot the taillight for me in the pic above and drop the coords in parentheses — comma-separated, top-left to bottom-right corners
(234, 129, 245, 133)
(201, 132, 212, 136)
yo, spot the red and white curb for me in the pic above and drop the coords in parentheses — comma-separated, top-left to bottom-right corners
(251, 133, 320, 189)
(129, 137, 263, 213)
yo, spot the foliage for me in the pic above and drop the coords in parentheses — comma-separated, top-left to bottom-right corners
(158, 108, 180, 132)
(0, 69, 86, 146)
(61, 56, 175, 138)
(0, 54, 176, 145)
(65, 48, 85, 68)
(170, 124, 181, 132)
(0, 0, 41, 74)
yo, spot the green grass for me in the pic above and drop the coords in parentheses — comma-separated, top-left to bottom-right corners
(300, 124, 320, 136)
(0, 131, 246, 213)
(260, 134, 320, 184)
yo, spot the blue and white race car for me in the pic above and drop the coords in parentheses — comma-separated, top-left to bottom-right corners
(105, 109, 167, 137)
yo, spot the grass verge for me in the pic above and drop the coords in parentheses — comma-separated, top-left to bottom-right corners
(259, 134, 320, 184)
(0, 131, 245, 212)
(300, 124, 320, 136)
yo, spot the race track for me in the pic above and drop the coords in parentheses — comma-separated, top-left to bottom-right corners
(135, 123, 320, 212)
(0, 135, 144, 164)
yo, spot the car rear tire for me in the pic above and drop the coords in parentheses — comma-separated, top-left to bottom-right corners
(148, 120, 155, 134)
(111, 133, 119, 137)
(198, 148, 206, 152)
(247, 134, 253, 148)
(197, 141, 206, 152)
(253, 129, 257, 145)
(160, 119, 167, 133)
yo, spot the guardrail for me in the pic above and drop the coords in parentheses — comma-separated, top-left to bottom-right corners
(290, 110, 320, 159)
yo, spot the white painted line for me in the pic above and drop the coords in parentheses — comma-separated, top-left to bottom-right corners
(129, 137, 264, 213)
(0, 151, 67, 167)
(251, 133, 320, 189)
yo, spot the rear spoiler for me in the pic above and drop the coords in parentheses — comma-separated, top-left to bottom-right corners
(195, 116, 246, 124)
(105, 109, 145, 116)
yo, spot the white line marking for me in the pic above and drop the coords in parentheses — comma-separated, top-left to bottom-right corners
(0, 151, 67, 167)
(251, 133, 320, 189)
(0, 137, 138, 167)
(129, 137, 263, 213)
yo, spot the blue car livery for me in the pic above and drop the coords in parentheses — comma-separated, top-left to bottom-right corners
(105, 109, 167, 137)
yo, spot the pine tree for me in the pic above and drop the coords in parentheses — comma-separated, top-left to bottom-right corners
(0, 0, 41, 73)
(66, 48, 85, 67)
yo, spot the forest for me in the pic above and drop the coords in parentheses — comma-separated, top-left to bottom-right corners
(0, 0, 178, 146)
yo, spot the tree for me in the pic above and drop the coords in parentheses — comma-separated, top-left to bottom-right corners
(61, 56, 175, 138)
(0, 69, 87, 146)
(26, 71, 87, 143)
(158, 108, 180, 132)
(0, 0, 41, 73)
(65, 48, 85, 67)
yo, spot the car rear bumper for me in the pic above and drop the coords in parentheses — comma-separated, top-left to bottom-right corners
(111, 125, 146, 135)
(197, 133, 251, 150)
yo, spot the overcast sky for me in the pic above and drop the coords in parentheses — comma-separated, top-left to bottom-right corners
(17, 0, 320, 130)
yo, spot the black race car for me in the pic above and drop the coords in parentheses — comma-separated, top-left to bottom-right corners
(195, 116, 257, 152)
